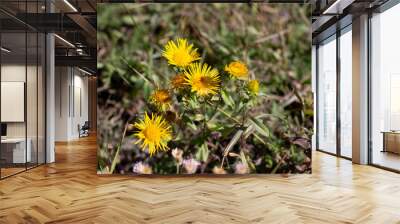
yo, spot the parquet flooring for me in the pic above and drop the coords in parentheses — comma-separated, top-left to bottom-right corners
(1, 135, 400, 223)
(1, 167, 26, 178)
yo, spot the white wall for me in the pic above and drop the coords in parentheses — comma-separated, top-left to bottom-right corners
(72, 73, 89, 138)
(1, 63, 46, 164)
(55, 66, 69, 141)
(1, 65, 26, 134)
(1, 65, 36, 138)
(1, 82, 25, 122)
(55, 67, 89, 141)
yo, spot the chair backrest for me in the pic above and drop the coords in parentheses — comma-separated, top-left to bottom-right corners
(82, 121, 90, 129)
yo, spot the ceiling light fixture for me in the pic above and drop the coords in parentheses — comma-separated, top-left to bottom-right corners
(76, 48, 85, 56)
(1, 47, 11, 53)
(322, 0, 355, 15)
(63, 0, 78, 12)
(54, 34, 75, 48)
(78, 67, 92, 76)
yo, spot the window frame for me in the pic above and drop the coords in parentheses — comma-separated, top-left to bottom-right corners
(315, 22, 353, 161)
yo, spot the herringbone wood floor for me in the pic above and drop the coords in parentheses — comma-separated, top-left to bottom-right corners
(1, 135, 400, 224)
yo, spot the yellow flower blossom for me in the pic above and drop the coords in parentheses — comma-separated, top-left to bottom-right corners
(162, 38, 201, 67)
(134, 113, 172, 156)
(184, 63, 220, 96)
(171, 74, 187, 89)
(150, 89, 171, 110)
(224, 61, 249, 80)
(248, 80, 260, 95)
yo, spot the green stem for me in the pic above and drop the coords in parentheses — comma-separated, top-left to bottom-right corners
(220, 156, 226, 169)
(238, 82, 248, 151)
(121, 57, 155, 87)
(109, 122, 129, 174)
(271, 153, 288, 174)
(209, 93, 222, 119)
(202, 99, 207, 139)
(214, 106, 241, 124)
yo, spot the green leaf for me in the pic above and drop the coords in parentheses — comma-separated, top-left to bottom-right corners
(252, 133, 267, 145)
(243, 125, 255, 139)
(248, 117, 270, 138)
(194, 114, 205, 121)
(223, 130, 243, 156)
(196, 142, 209, 162)
(187, 122, 198, 131)
(264, 154, 274, 168)
(216, 107, 241, 124)
(187, 97, 200, 110)
(240, 150, 248, 166)
(121, 57, 153, 85)
(221, 90, 235, 108)
(181, 114, 198, 131)
(235, 101, 245, 114)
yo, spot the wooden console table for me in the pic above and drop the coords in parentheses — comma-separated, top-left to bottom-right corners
(382, 131, 400, 154)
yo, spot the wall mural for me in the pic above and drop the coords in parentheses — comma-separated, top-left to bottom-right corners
(97, 3, 312, 175)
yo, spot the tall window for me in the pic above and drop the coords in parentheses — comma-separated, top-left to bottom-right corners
(371, 3, 400, 171)
(317, 35, 337, 154)
(339, 27, 352, 158)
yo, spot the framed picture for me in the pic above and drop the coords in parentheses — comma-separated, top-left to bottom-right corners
(97, 3, 312, 175)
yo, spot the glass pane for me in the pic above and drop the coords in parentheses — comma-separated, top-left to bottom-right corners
(1, 30, 27, 177)
(38, 32, 45, 165)
(340, 28, 352, 158)
(27, 30, 38, 169)
(26, 0, 40, 169)
(0, 1, 46, 178)
(371, 4, 400, 171)
(317, 36, 337, 154)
